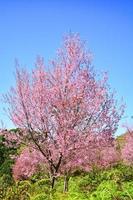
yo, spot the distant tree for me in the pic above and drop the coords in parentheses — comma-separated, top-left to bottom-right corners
(121, 128, 133, 165)
(4, 34, 124, 190)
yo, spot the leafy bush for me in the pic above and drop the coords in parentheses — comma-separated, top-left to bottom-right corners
(5, 181, 31, 200)
(116, 164, 133, 182)
(120, 181, 133, 199)
(30, 193, 48, 200)
(89, 180, 118, 200)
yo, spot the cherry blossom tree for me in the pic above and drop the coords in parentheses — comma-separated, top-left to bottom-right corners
(12, 147, 45, 180)
(121, 128, 133, 165)
(4, 33, 124, 190)
(0, 129, 22, 148)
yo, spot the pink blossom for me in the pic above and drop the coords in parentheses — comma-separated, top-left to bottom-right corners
(13, 147, 45, 180)
(121, 132, 133, 165)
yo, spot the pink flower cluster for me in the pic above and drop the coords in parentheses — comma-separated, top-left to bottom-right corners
(121, 133, 133, 165)
(13, 147, 45, 180)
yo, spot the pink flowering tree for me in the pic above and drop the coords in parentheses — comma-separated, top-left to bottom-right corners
(13, 147, 45, 180)
(0, 129, 22, 148)
(0, 129, 22, 164)
(121, 128, 133, 165)
(4, 34, 124, 190)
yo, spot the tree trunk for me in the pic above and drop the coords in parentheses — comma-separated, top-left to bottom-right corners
(51, 176, 56, 189)
(63, 175, 69, 192)
(50, 153, 62, 189)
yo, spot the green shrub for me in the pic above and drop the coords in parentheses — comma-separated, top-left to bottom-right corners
(5, 181, 31, 200)
(30, 178, 50, 197)
(120, 181, 133, 199)
(89, 180, 118, 200)
(116, 164, 133, 182)
(30, 193, 48, 200)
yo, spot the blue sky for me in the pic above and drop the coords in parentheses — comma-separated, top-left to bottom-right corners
(0, 0, 133, 134)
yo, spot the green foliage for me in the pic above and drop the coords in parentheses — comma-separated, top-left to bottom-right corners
(79, 169, 102, 193)
(30, 172, 49, 183)
(0, 135, 16, 199)
(5, 181, 31, 200)
(0, 164, 133, 200)
(30, 193, 48, 200)
(0, 136, 10, 166)
(120, 181, 133, 199)
(116, 164, 133, 181)
(30, 178, 50, 197)
(9, 128, 21, 133)
(0, 159, 14, 176)
(51, 177, 88, 200)
(89, 180, 118, 200)
(89, 181, 133, 200)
